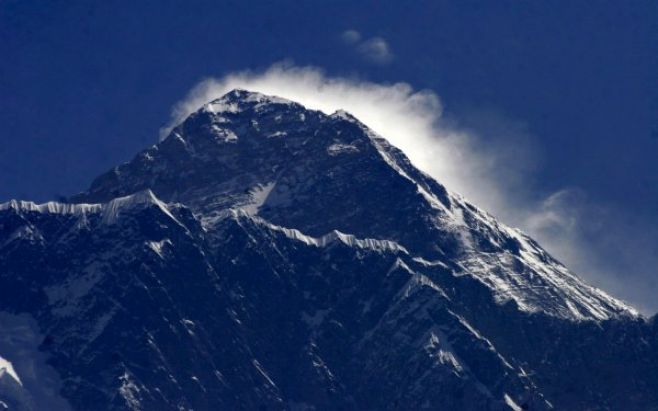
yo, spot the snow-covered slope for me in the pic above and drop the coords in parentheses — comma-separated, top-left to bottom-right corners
(1, 89, 656, 410)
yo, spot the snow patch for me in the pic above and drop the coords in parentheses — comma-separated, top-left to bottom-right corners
(424, 327, 464, 373)
(204, 101, 239, 115)
(241, 183, 276, 215)
(0, 356, 21, 386)
(504, 393, 523, 411)
(210, 125, 238, 143)
(252, 359, 277, 389)
(327, 143, 359, 156)
(257, 219, 408, 254)
(119, 372, 142, 411)
(147, 239, 172, 258)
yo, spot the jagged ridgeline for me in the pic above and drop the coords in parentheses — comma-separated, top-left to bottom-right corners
(1, 90, 656, 411)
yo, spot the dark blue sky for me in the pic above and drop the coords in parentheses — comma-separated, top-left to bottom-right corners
(1, 1, 656, 310)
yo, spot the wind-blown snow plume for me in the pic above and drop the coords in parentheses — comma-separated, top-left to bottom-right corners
(161, 63, 657, 314)
(160, 63, 515, 214)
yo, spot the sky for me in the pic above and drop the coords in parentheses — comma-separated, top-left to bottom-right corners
(1, 1, 656, 314)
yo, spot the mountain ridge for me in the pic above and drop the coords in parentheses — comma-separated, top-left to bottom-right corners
(0, 89, 655, 410)
(69, 88, 638, 321)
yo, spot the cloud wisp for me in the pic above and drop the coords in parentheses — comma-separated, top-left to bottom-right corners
(341, 29, 393, 64)
(341, 29, 362, 45)
(161, 63, 658, 315)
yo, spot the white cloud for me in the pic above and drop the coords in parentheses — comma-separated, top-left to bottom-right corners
(526, 189, 582, 237)
(357, 37, 394, 64)
(523, 188, 658, 316)
(341, 29, 361, 44)
(161, 63, 657, 315)
(341, 29, 393, 64)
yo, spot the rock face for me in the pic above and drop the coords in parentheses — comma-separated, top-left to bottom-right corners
(0, 89, 656, 410)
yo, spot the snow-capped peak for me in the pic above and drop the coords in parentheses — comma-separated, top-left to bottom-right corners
(2, 90, 656, 411)
(202, 88, 297, 116)
(69, 90, 640, 322)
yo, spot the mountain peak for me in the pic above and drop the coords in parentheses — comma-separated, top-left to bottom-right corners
(216, 88, 292, 103)
(201, 88, 298, 116)
(3, 89, 656, 411)
(70, 90, 639, 322)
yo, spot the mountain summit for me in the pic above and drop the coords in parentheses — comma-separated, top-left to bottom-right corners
(73, 89, 636, 321)
(1, 90, 656, 410)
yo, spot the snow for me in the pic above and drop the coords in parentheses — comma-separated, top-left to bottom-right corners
(119, 372, 143, 411)
(210, 125, 238, 143)
(450, 206, 475, 249)
(504, 393, 523, 411)
(401, 269, 451, 301)
(252, 359, 277, 389)
(0, 190, 187, 233)
(147, 239, 172, 258)
(449, 201, 639, 321)
(181, 319, 196, 337)
(0, 356, 21, 386)
(370, 136, 451, 214)
(0, 199, 101, 215)
(1, 224, 44, 249)
(449, 310, 515, 370)
(327, 143, 359, 155)
(204, 101, 239, 115)
(424, 327, 464, 373)
(103, 190, 168, 224)
(412, 257, 449, 269)
(240, 89, 293, 105)
(330, 109, 357, 122)
(241, 183, 276, 215)
(205, 89, 294, 115)
(257, 218, 408, 254)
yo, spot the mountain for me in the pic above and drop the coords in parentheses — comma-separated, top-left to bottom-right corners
(0, 89, 656, 410)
